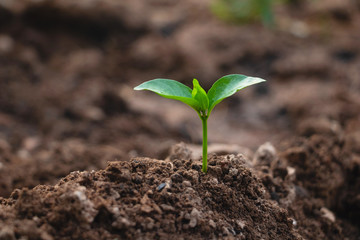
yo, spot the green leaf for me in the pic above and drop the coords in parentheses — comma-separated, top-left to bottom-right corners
(192, 79, 209, 114)
(207, 74, 266, 114)
(134, 79, 201, 111)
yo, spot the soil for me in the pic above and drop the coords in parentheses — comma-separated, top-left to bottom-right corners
(0, 0, 360, 239)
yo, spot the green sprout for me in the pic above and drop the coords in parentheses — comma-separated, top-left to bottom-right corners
(134, 74, 266, 173)
(211, 0, 274, 27)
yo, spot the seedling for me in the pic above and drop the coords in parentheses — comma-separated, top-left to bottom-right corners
(134, 74, 266, 173)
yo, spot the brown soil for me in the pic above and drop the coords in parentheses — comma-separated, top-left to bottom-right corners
(0, 0, 360, 239)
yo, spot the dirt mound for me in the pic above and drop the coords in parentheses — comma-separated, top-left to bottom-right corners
(0, 153, 300, 240)
(1, 140, 359, 239)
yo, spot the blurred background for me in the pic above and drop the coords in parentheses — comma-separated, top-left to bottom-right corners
(0, 0, 359, 197)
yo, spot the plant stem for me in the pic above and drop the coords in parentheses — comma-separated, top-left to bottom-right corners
(201, 116, 208, 173)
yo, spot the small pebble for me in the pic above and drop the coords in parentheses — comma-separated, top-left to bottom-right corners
(209, 178, 218, 185)
(287, 166, 296, 176)
(189, 218, 197, 228)
(229, 168, 239, 176)
(191, 208, 201, 219)
(157, 183, 166, 192)
(209, 219, 216, 228)
(160, 204, 175, 211)
(236, 220, 245, 229)
(182, 180, 192, 187)
(112, 217, 133, 229)
(320, 207, 336, 222)
(189, 208, 201, 228)
(254, 142, 277, 165)
(222, 226, 230, 235)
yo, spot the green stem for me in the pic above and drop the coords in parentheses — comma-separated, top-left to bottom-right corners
(201, 116, 208, 173)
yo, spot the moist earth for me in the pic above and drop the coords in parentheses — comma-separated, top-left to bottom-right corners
(0, 140, 359, 239)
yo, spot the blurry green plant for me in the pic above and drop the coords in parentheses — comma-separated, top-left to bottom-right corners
(134, 74, 266, 173)
(211, 0, 305, 27)
(211, 0, 275, 27)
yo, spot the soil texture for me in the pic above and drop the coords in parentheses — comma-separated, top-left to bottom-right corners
(0, 0, 359, 239)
